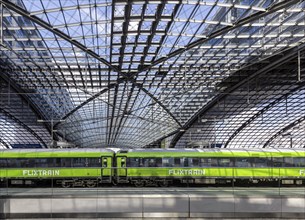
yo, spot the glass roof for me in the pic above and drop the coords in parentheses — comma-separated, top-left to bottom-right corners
(0, 0, 305, 148)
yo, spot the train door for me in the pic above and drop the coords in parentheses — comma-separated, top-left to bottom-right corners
(101, 157, 111, 183)
(117, 156, 128, 183)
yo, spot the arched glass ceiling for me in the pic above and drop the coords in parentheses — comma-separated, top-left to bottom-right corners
(0, 78, 51, 148)
(175, 48, 305, 148)
(0, 0, 305, 148)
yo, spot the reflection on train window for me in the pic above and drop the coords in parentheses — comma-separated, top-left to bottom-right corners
(6, 158, 36, 168)
(127, 158, 140, 167)
(272, 158, 282, 167)
(188, 158, 199, 167)
(88, 158, 101, 167)
(162, 158, 173, 167)
(2, 157, 103, 168)
(235, 158, 252, 167)
(60, 158, 72, 167)
(293, 158, 305, 167)
(218, 158, 234, 167)
(156, 158, 162, 167)
(253, 158, 270, 168)
(0, 159, 7, 168)
(3, 156, 305, 169)
(284, 158, 294, 167)
(144, 158, 156, 167)
(35, 158, 54, 167)
(161, 158, 184, 167)
(199, 158, 218, 167)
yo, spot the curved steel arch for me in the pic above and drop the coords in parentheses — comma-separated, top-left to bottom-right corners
(0, 108, 48, 148)
(263, 116, 305, 148)
(54, 79, 182, 129)
(0, 137, 10, 149)
(224, 82, 305, 148)
(135, 0, 300, 75)
(65, 124, 150, 137)
(3, 0, 182, 133)
(134, 82, 183, 128)
(53, 80, 124, 128)
(1, 0, 119, 73)
(0, 66, 53, 137)
(168, 43, 305, 148)
(71, 129, 152, 144)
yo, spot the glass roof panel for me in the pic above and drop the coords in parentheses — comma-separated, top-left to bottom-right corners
(1, 0, 305, 149)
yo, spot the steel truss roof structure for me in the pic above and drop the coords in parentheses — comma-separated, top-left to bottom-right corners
(0, 0, 305, 148)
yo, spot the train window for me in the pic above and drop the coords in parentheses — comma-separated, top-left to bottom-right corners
(156, 158, 162, 167)
(60, 158, 72, 167)
(121, 158, 126, 167)
(174, 158, 181, 167)
(182, 158, 188, 167)
(218, 158, 234, 167)
(143, 158, 156, 167)
(36, 158, 54, 167)
(13, 159, 36, 168)
(162, 158, 172, 167)
(127, 158, 140, 167)
(273, 158, 283, 167)
(283, 158, 294, 167)
(210, 158, 218, 167)
(293, 158, 305, 167)
(37, 159, 44, 167)
(235, 158, 252, 167)
(199, 158, 218, 167)
(139, 158, 144, 167)
(103, 158, 108, 167)
(193, 158, 199, 167)
(7, 159, 17, 168)
(126, 158, 130, 167)
(253, 157, 270, 168)
(54, 158, 61, 167)
(188, 158, 199, 167)
(72, 158, 87, 167)
(0, 159, 7, 168)
(88, 158, 101, 167)
(162, 158, 186, 167)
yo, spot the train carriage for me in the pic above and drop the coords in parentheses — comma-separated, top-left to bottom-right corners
(0, 149, 114, 187)
(1, 148, 305, 187)
(115, 148, 305, 187)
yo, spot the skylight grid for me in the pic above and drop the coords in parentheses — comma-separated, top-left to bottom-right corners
(1, 0, 305, 149)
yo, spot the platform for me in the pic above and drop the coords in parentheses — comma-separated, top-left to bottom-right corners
(1, 187, 305, 218)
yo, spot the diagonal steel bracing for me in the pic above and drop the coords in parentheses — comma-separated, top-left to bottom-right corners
(0, 108, 48, 147)
(0, 137, 9, 149)
(167, 43, 305, 148)
(224, 82, 305, 148)
(2, 0, 182, 134)
(135, 0, 303, 76)
(263, 116, 305, 148)
(0, 0, 119, 73)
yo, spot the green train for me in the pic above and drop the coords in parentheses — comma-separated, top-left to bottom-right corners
(1, 148, 305, 187)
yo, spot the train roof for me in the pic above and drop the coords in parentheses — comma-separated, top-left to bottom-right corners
(119, 148, 305, 153)
(116, 148, 305, 157)
(0, 148, 114, 153)
(0, 148, 114, 158)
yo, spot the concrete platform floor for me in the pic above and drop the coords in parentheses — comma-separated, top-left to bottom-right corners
(2, 187, 305, 219)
